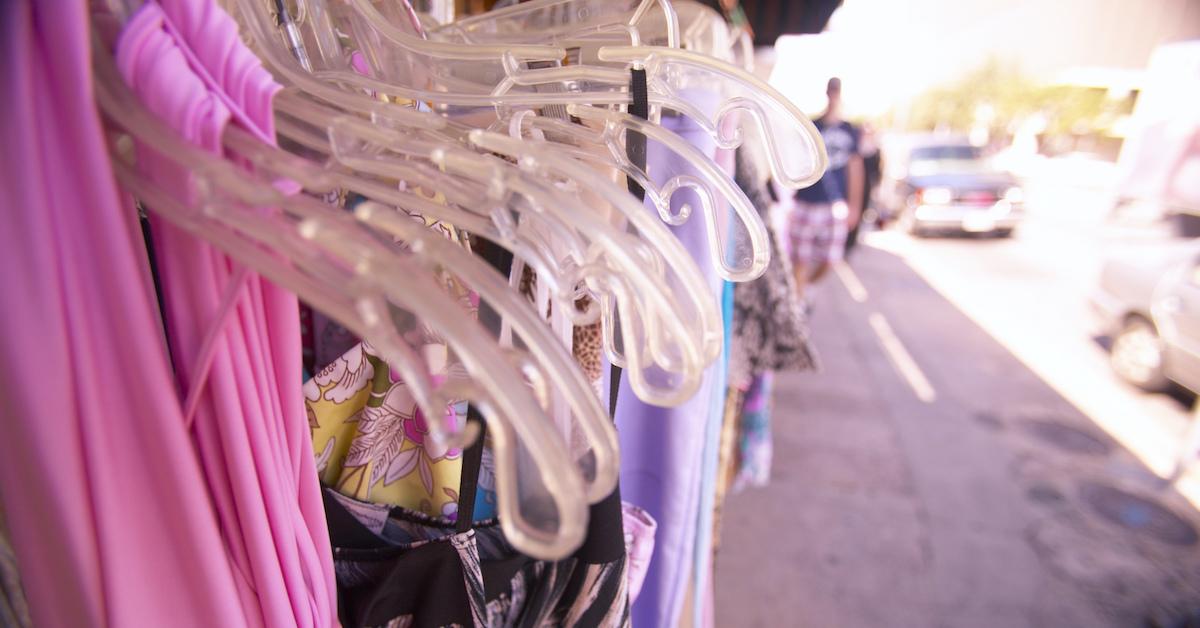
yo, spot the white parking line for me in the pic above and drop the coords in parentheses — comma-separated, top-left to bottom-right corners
(869, 312, 937, 403)
(834, 261, 869, 303)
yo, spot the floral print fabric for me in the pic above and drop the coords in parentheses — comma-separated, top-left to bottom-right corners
(728, 149, 819, 389)
(325, 489, 631, 628)
(302, 187, 499, 519)
(305, 342, 491, 520)
(733, 372, 774, 491)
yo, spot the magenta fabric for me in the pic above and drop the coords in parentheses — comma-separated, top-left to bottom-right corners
(0, 1, 335, 625)
(0, 2, 254, 626)
(116, 2, 335, 627)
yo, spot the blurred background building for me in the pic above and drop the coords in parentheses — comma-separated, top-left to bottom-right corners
(755, 0, 1200, 223)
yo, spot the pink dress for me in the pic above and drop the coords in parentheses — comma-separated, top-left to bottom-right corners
(0, 1, 335, 625)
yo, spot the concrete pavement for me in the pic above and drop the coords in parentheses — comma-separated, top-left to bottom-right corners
(714, 241, 1200, 627)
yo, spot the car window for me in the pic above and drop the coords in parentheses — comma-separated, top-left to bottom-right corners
(910, 145, 982, 161)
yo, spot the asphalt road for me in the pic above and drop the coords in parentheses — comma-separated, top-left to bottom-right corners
(714, 173, 1200, 627)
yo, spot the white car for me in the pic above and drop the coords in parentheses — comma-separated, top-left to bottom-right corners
(1092, 241, 1200, 392)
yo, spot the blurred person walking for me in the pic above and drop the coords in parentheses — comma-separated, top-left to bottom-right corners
(779, 77, 864, 303)
(845, 122, 882, 257)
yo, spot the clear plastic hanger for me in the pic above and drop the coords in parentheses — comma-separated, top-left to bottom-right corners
(466, 129, 727, 404)
(263, 93, 719, 404)
(434, 0, 722, 57)
(92, 40, 590, 558)
(729, 27, 754, 72)
(336, 0, 827, 190)
(360, 90, 770, 282)
(235, 0, 824, 314)
(671, 0, 731, 57)
(428, 0, 736, 69)
(269, 93, 629, 315)
(234, 0, 662, 312)
(493, 104, 768, 281)
(236, 0, 741, 396)
(224, 122, 621, 503)
(436, 142, 720, 404)
(225, 0, 784, 326)
(430, 0, 680, 49)
(236, 0, 775, 284)
(271, 92, 592, 300)
(238, 0, 827, 193)
(227, 34, 610, 334)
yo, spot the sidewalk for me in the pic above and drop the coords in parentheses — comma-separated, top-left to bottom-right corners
(714, 245, 1200, 627)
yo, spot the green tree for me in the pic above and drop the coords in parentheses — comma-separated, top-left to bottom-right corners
(900, 58, 1131, 142)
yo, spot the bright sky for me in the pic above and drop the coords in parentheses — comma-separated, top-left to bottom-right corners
(768, 0, 1200, 118)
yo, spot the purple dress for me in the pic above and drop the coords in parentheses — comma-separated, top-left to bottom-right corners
(615, 92, 726, 628)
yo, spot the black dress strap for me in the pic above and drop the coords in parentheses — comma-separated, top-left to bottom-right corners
(611, 66, 651, 415)
(456, 409, 486, 534)
(458, 238, 514, 530)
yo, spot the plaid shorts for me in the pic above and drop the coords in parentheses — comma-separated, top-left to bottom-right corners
(784, 200, 849, 265)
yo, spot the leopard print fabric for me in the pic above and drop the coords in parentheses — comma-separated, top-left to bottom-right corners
(518, 266, 604, 385)
(571, 306, 604, 383)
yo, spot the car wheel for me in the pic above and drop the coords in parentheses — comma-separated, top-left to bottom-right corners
(992, 228, 1014, 238)
(1110, 316, 1170, 392)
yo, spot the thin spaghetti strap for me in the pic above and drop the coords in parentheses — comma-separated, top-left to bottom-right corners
(457, 237, 515, 532)
(455, 410, 487, 534)
(610, 66, 651, 415)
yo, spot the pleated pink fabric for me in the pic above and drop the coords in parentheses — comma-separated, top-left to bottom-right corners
(0, 1, 335, 625)
(0, 2, 253, 626)
(115, 2, 336, 626)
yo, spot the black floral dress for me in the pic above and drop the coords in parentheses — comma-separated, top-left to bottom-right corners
(728, 149, 820, 389)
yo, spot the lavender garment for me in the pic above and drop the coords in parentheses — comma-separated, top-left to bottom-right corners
(0, 2, 260, 624)
(616, 93, 725, 628)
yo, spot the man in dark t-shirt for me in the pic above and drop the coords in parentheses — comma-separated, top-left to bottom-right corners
(780, 78, 864, 300)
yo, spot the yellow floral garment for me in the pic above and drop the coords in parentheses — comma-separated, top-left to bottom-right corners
(304, 342, 475, 518)
(303, 199, 487, 518)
